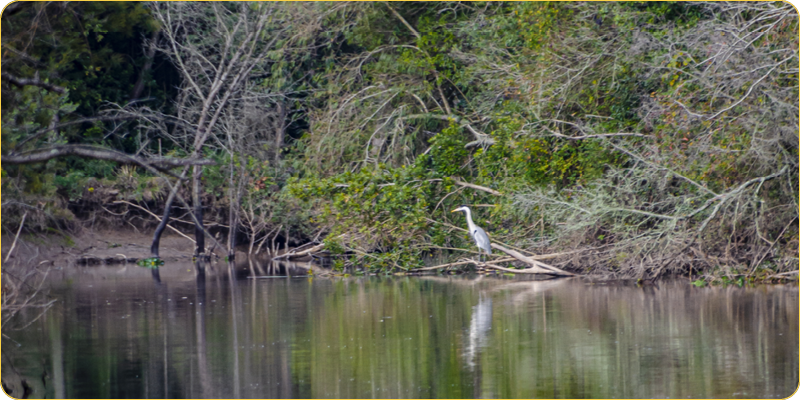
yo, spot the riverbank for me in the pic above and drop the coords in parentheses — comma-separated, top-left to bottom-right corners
(3, 226, 798, 284)
(1, 229, 196, 267)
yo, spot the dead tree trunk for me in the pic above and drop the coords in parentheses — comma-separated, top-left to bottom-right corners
(226, 157, 246, 260)
(129, 29, 160, 101)
(274, 102, 287, 163)
(147, 3, 291, 258)
(192, 165, 205, 256)
(150, 175, 184, 257)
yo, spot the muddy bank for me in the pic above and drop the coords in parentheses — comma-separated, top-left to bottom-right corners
(2, 229, 198, 266)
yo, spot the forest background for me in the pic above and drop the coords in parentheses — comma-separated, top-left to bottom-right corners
(2, 1, 797, 282)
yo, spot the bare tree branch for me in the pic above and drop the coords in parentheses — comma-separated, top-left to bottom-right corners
(2, 72, 66, 94)
(452, 177, 502, 196)
(2, 144, 215, 168)
(15, 115, 139, 148)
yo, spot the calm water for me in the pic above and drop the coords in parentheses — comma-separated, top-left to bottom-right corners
(3, 259, 798, 398)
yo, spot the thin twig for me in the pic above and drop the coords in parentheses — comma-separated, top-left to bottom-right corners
(112, 200, 195, 243)
(749, 216, 797, 275)
(4, 211, 27, 263)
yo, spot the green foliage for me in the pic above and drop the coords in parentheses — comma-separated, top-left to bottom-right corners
(427, 124, 469, 177)
(53, 171, 89, 202)
(290, 162, 446, 271)
(3, 2, 795, 279)
(1, 2, 179, 226)
(3, 2, 169, 143)
(136, 257, 164, 269)
(690, 279, 707, 287)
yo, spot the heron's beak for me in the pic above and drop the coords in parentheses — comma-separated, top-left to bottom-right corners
(450, 209, 457, 213)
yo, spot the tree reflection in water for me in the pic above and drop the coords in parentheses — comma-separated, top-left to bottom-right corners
(2, 261, 797, 399)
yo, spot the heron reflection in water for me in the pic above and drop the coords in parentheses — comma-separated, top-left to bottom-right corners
(465, 294, 493, 369)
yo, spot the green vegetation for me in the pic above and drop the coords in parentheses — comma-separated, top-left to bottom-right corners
(136, 257, 164, 269)
(2, 2, 797, 280)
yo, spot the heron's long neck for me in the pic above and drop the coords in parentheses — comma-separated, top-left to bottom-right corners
(463, 209, 477, 232)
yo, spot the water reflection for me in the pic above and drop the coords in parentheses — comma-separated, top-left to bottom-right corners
(465, 293, 492, 370)
(3, 260, 798, 399)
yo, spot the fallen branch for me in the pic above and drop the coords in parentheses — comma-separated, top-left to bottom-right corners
(411, 257, 516, 271)
(491, 243, 575, 276)
(272, 242, 325, 260)
(477, 260, 563, 275)
(410, 246, 577, 275)
(412, 257, 569, 275)
(765, 270, 799, 280)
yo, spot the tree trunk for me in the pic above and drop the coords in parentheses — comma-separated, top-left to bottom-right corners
(130, 29, 160, 101)
(150, 166, 190, 258)
(227, 207, 237, 260)
(274, 102, 286, 163)
(226, 161, 240, 260)
(193, 165, 206, 256)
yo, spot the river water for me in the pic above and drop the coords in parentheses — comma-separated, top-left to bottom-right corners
(3, 259, 798, 398)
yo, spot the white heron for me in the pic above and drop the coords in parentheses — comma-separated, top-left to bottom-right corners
(451, 206, 492, 261)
